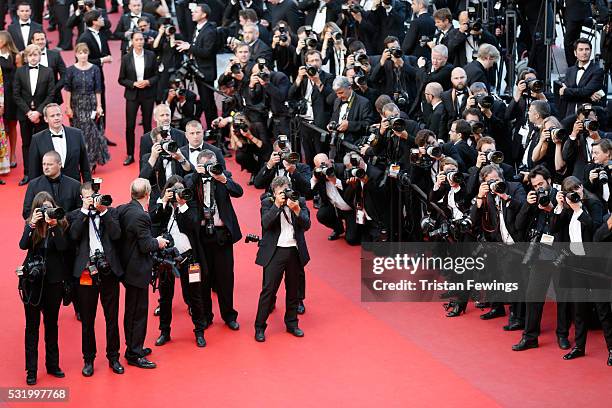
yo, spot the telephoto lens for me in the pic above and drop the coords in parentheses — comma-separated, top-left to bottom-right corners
(535, 188, 550, 206)
(549, 127, 568, 144)
(564, 191, 581, 203)
(389, 117, 407, 132)
(390, 47, 403, 58)
(486, 150, 504, 164)
(283, 188, 300, 201)
(162, 140, 178, 153)
(446, 170, 464, 184)
(476, 94, 494, 109)
(306, 38, 318, 48)
(306, 65, 318, 76)
(348, 167, 366, 178)
(426, 145, 442, 158)
(205, 163, 224, 176)
(487, 180, 507, 194)
(281, 152, 300, 164)
(582, 119, 599, 131)
(40, 205, 66, 220)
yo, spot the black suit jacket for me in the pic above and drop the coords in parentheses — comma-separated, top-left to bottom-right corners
(183, 172, 244, 244)
(549, 203, 601, 243)
(179, 143, 226, 172)
(139, 127, 188, 162)
(118, 49, 158, 100)
(447, 29, 498, 68)
(22, 174, 82, 220)
(441, 88, 469, 127)
(426, 102, 448, 140)
(254, 162, 313, 198)
(329, 92, 374, 144)
(113, 12, 158, 53)
(13, 65, 55, 119)
(401, 11, 436, 59)
(68, 207, 124, 278)
(190, 21, 219, 82)
(249, 39, 273, 68)
(8, 20, 43, 50)
(464, 60, 495, 92)
(559, 62, 606, 118)
(429, 181, 471, 219)
(287, 69, 334, 129)
(255, 197, 311, 268)
(139, 153, 192, 210)
(77, 29, 111, 69)
(117, 200, 160, 289)
(43, 49, 66, 105)
(343, 164, 389, 228)
(29, 126, 91, 182)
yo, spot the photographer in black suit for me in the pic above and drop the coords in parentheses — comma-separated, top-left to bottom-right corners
(68, 181, 125, 377)
(254, 175, 311, 342)
(113, 0, 158, 54)
(175, 4, 220, 130)
(117, 178, 170, 369)
(139, 104, 188, 163)
(164, 81, 198, 130)
(401, 0, 435, 59)
(29, 104, 91, 183)
(118, 30, 158, 165)
(14, 44, 55, 185)
(183, 150, 243, 331)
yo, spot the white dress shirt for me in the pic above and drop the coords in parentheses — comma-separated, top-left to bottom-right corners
(302, 79, 315, 121)
(188, 144, 203, 166)
(81, 208, 106, 256)
(496, 196, 515, 244)
(28, 65, 39, 95)
(133, 50, 145, 81)
(447, 186, 464, 220)
(277, 207, 297, 247)
(50, 126, 67, 166)
(569, 208, 586, 255)
(311, 176, 351, 211)
(167, 206, 192, 254)
(89, 28, 102, 51)
(202, 180, 224, 227)
(39, 48, 48, 67)
(576, 61, 590, 85)
(20, 19, 31, 46)
(312, 1, 327, 34)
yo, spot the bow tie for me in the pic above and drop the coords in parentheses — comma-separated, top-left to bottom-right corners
(130, 14, 140, 19)
(51, 131, 63, 138)
(29, 65, 38, 69)
(190, 147, 202, 153)
(21, 22, 30, 27)
(577, 66, 586, 71)
(40, 51, 45, 55)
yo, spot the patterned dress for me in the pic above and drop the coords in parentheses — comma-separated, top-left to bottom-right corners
(0, 68, 9, 175)
(64, 64, 109, 167)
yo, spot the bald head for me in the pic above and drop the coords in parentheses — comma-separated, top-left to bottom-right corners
(130, 178, 151, 200)
(425, 82, 443, 101)
(451, 67, 467, 90)
(313, 153, 330, 167)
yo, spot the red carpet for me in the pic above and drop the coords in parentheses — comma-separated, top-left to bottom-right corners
(0, 10, 610, 408)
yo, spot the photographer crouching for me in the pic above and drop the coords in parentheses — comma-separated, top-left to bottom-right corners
(226, 113, 267, 185)
(67, 180, 125, 377)
(150, 176, 207, 348)
(19, 192, 69, 385)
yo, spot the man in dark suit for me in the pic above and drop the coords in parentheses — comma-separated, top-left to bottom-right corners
(8, 1, 42, 51)
(424, 82, 447, 139)
(464, 43, 500, 93)
(22, 150, 82, 220)
(118, 31, 158, 165)
(113, 0, 158, 54)
(401, 0, 435, 59)
(14, 44, 55, 185)
(243, 22, 273, 68)
(182, 120, 225, 170)
(139, 104, 189, 163)
(67, 0, 112, 39)
(32, 31, 66, 105)
(368, 0, 407, 53)
(183, 150, 243, 331)
(117, 178, 170, 369)
(175, 4, 220, 130)
(264, 0, 302, 33)
(287, 49, 334, 166)
(369, 37, 415, 105)
(411, 45, 454, 119)
(327, 75, 375, 159)
(254, 175, 310, 342)
(447, 10, 498, 68)
(29, 104, 91, 183)
(441, 67, 469, 129)
(68, 182, 125, 377)
(164, 85, 198, 130)
(558, 38, 606, 119)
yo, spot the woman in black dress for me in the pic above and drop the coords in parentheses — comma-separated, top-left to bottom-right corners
(19, 191, 70, 385)
(0, 30, 22, 168)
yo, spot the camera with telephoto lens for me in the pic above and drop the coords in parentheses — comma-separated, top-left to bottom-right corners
(305, 65, 318, 77)
(230, 63, 242, 75)
(393, 91, 410, 109)
(314, 164, 335, 180)
(304, 25, 312, 36)
(328, 121, 339, 144)
(39, 204, 65, 220)
(91, 178, 112, 207)
(355, 52, 369, 65)
(245, 233, 260, 243)
(594, 164, 610, 182)
(168, 186, 193, 202)
(277, 134, 289, 150)
(174, 59, 206, 81)
(159, 17, 176, 35)
(582, 119, 599, 132)
(278, 23, 288, 42)
(345, 167, 366, 179)
(487, 179, 507, 194)
(201, 207, 216, 236)
(17, 256, 45, 282)
(535, 187, 551, 206)
(78, 0, 86, 11)
(445, 170, 464, 184)
(279, 151, 300, 165)
(152, 233, 183, 278)
(200, 162, 223, 176)
(525, 78, 543, 93)
(283, 188, 300, 201)
(410, 148, 433, 168)
(161, 138, 178, 159)
(232, 118, 249, 133)
(388, 47, 403, 58)
(484, 150, 504, 164)
(287, 99, 308, 115)
(89, 248, 111, 276)
(306, 38, 318, 48)
(476, 94, 494, 109)
(419, 36, 431, 47)
(387, 116, 407, 133)
(563, 191, 581, 203)
(548, 127, 568, 144)
(332, 32, 342, 42)
(426, 144, 442, 158)
(471, 121, 485, 134)
(353, 71, 367, 87)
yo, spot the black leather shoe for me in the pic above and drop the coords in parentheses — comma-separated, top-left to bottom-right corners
(255, 329, 266, 342)
(109, 360, 124, 374)
(328, 230, 343, 241)
(142, 347, 152, 356)
(503, 321, 524, 331)
(557, 336, 571, 350)
(123, 155, 135, 166)
(26, 371, 37, 385)
(297, 301, 306, 315)
(82, 361, 94, 377)
(563, 347, 585, 360)
(195, 333, 206, 347)
(154, 306, 160, 316)
(287, 327, 304, 337)
(127, 357, 156, 369)
(18, 176, 29, 186)
(155, 333, 171, 346)
(480, 308, 506, 320)
(226, 321, 240, 331)
(446, 302, 466, 317)
(607, 350, 612, 366)
(105, 138, 117, 146)
(46, 367, 65, 378)
(512, 337, 539, 351)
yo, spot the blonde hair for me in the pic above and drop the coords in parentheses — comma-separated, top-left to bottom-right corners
(75, 42, 90, 54)
(23, 44, 41, 58)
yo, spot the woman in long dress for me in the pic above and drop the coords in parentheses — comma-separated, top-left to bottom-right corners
(64, 42, 108, 172)
(0, 67, 9, 183)
(0, 31, 23, 168)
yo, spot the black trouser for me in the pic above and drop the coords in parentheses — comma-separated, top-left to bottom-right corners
(123, 283, 149, 360)
(24, 281, 63, 373)
(316, 203, 360, 245)
(31, 0, 43, 23)
(255, 247, 302, 330)
(158, 257, 207, 335)
(301, 125, 329, 168)
(125, 98, 154, 156)
(20, 119, 47, 177)
(200, 228, 238, 323)
(564, 19, 588, 67)
(196, 80, 217, 130)
(53, 2, 72, 49)
(522, 261, 571, 341)
(175, 3, 195, 40)
(235, 144, 264, 175)
(574, 302, 612, 350)
(77, 272, 120, 363)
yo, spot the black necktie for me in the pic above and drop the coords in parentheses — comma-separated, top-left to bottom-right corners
(29, 65, 38, 69)
(577, 66, 585, 71)
(21, 22, 30, 27)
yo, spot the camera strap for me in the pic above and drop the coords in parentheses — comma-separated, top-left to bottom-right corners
(88, 210, 104, 249)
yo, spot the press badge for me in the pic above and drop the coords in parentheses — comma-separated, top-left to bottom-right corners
(356, 209, 365, 225)
(90, 111, 97, 120)
(389, 163, 400, 179)
(518, 125, 530, 146)
(80, 270, 93, 286)
(188, 263, 201, 283)
(541, 234, 555, 245)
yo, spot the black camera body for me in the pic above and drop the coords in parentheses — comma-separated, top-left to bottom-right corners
(445, 170, 464, 184)
(245, 233, 261, 243)
(39, 205, 65, 220)
(89, 249, 111, 276)
(535, 187, 551, 206)
(594, 165, 610, 182)
(387, 116, 406, 133)
(563, 191, 582, 203)
(17, 256, 46, 283)
(487, 179, 507, 194)
(485, 150, 504, 165)
(287, 99, 308, 115)
(345, 167, 366, 179)
(278, 23, 288, 42)
(175, 59, 206, 82)
(91, 178, 112, 207)
(199, 162, 223, 176)
(283, 188, 300, 201)
(152, 233, 183, 279)
(305, 65, 318, 77)
(548, 127, 568, 144)
(476, 94, 494, 109)
(314, 165, 335, 180)
(525, 78, 544, 93)
(232, 119, 249, 132)
(169, 186, 193, 202)
(160, 138, 178, 159)
(201, 207, 216, 236)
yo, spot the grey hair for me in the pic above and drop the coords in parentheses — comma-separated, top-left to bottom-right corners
(131, 178, 152, 200)
(197, 149, 216, 163)
(477, 43, 500, 62)
(425, 82, 443, 98)
(332, 76, 351, 91)
(270, 176, 290, 191)
(432, 44, 448, 58)
(469, 82, 487, 93)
